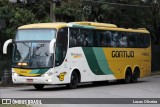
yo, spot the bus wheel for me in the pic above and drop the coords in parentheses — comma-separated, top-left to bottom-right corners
(34, 84, 44, 90)
(124, 68, 132, 84)
(131, 68, 140, 83)
(66, 71, 79, 89)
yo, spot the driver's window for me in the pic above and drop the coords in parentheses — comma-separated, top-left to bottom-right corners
(55, 28, 68, 66)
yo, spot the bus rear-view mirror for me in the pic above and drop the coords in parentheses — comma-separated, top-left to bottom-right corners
(3, 39, 13, 54)
(49, 39, 56, 54)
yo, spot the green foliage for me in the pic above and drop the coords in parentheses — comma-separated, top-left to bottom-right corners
(0, 2, 38, 69)
(24, 1, 51, 22)
(0, 0, 51, 79)
(54, 0, 85, 21)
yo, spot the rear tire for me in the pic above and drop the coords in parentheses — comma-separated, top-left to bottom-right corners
(124, 68, 132, 84)
(131, 68, 140, 83)
(34, 84, 44, 90)
(66, 71, 79, 89)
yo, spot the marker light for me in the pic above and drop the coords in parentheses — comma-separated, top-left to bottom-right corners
(18, 62, 28, 66)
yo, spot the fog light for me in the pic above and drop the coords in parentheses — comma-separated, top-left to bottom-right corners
(46, 79, 52, 82)
(44, 74, 49, 77)
(48, 79, 52, 82)
(12, 72, 18, 76)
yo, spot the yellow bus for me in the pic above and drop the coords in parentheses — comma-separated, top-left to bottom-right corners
(3, 22, 151, 90)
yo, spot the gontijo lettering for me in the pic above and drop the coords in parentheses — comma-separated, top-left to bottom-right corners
(112, 51, 134, 58)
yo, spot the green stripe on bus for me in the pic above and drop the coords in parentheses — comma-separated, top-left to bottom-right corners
(30, 69, 49, 74)
(82, 47, 104, 75)
(84, 26, 95, 29)
(92, 48, 113, 74)
(72, 25, 95, 29)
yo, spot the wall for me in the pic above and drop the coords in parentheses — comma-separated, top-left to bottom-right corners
(152, 45, 160, 72)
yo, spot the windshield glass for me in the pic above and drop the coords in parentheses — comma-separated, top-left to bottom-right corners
(16, 29, 56, 41)
(13, 29, 56, 68)
(13, 42, 53, 68)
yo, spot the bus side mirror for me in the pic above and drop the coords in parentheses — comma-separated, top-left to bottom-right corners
(49, 39, 56, 54)
(3, 39, 13, 54)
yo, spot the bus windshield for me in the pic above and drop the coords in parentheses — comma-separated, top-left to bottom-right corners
(12, 29, 56, 68)
(13, 42, 53, 68)
(16, 29, 56, 41)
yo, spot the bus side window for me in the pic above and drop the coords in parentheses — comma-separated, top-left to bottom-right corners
(69, 28, 77, 47)
(93, 30, 98, 47)
(105, 31, 112, 47)
(55, 28, 68, 66)
(76, 29, 83, 46)
(128, 33, 137, 48)
(144, 34, 150, 48)
(119, 32, 128, 47)
(100, 31, 106, 47)
(138, 34, 144, 48)
(84, 30, 93, 46)
(111, 32, 119, 47)
(95, 30, 101, 47)
(70, 28, 94, 47)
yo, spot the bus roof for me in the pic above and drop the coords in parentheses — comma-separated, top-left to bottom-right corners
(70, 21, 117, 28)
(18, 23, 68, 29)
(18, 21, 150, 34)
(96, 27, 150, 33)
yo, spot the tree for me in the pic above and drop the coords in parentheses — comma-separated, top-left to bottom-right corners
(54, 0, 85, 22)
(0, 1, 38, 78)
(143, 0, 160, 45)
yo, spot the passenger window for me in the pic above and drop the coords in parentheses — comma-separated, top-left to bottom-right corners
(100, 32, 106, 47)
(69, 28, 78, 47)
(69, 28, 93, 47)
(144, 34, 150, 48)
(80, 29, 93, 46)
(119, 32, 128, 47)
(138, 34, 145, 48)
(111, 32, 119, 47)
(128, 33, 137, 48)
(95, 30, 101, 47)
(105, 31, 112, 47)
(99, 31, 112, 47)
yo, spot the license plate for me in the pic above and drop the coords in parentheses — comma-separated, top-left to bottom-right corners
(26, 79, 33, 82)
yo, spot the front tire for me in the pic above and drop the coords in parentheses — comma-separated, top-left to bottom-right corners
(66, 71, 79, 89)
(34, 84, 44, 90)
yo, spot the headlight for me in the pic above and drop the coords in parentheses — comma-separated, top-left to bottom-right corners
(43, 73, 49, 77)
(41, 71, 53, 77)
(12, 72, 19, 76)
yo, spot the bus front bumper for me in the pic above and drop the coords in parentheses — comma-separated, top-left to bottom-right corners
(12, 76, 53, 84)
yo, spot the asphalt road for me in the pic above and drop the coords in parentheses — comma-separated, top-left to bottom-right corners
(0, 75, 160, 107)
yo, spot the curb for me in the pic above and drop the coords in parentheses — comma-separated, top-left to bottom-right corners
(0, 81, 29, 87)
(151, 71, 160, 75)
